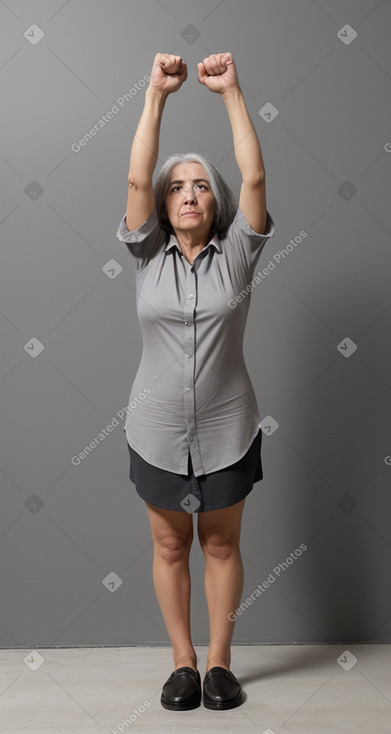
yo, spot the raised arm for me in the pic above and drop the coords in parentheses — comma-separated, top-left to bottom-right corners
(125, 53, 187, 231)
(197, 53, 268, 234)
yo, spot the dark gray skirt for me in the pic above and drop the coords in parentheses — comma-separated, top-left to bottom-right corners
(125, 429, 263, 513)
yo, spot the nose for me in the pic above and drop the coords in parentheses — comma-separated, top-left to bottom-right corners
(180, 185, 197, 203)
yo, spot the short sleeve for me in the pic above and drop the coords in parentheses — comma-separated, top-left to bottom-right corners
(116, 209, 167, 271)
(227, 207, 275, 272)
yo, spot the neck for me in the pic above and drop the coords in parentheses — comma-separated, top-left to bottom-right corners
(175, 227, 212, 251)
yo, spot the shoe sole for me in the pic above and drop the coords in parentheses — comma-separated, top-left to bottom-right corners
(203, 691, 243, 710)
(161, 694, 201, 711)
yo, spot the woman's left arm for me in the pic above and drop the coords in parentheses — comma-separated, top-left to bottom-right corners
(198, 53, 268, 234)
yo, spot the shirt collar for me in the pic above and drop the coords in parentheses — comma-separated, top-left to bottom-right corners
(164, 231, 222, 255)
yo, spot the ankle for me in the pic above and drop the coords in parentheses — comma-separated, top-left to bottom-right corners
(206, 654, 231, 672)
(173, 650, 198, 672)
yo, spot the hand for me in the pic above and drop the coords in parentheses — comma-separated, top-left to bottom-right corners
(149, 53, 187, 95)
(197, 52, 239, 94)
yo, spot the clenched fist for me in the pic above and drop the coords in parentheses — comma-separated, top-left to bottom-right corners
(197, 53, 239, 94)
(149, 53, 188, 94)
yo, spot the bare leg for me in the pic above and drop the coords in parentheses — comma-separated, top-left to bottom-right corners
(197, 498, 246, 672)
(145, 502, 197, 671)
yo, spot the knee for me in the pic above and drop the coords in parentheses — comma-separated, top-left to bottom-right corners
(155, 531, 193, 564)
(199, 532, 238, 561)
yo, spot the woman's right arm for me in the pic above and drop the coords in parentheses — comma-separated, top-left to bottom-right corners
(125, 53, 187, 231)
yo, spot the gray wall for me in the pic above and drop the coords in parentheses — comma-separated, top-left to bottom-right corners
(1, 0, 390, 648)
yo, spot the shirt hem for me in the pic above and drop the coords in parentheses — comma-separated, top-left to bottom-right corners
(124, 425, 261, 477)
(125, 431, 190, 475)
(199, 426, 261, 475)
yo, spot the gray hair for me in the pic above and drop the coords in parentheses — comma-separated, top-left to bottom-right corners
(153, 152, 238, 239)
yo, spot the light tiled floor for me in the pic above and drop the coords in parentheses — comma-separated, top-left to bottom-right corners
(0, 645, 390, 733)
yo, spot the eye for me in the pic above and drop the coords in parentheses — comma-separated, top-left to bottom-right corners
(170, 183, 208, 192)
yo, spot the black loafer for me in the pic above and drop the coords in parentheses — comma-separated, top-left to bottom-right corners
(203, 666, 243, 710)
(161, 666, 201, 710)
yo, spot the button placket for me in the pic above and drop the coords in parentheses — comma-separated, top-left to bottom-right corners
(183, 263, 203, 475)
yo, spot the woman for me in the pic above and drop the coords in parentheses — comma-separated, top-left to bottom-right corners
(116, 52, 275, 711)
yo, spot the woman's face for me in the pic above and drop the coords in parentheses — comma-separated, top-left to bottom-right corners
(164, 162, 216, 240)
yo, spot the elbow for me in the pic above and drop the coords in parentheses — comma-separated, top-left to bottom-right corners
(127, 176, 152, 191)
(242, 170, 265, 188)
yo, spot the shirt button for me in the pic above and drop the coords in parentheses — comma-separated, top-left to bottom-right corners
(186, 419, 192, 423)
(188, 294, 194, 299)
(186, 353, 192, 358)
(189, 436, 193, 442)
(185, 387, 191, 391)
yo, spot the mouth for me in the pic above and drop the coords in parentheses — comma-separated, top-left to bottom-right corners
(182, 212, 200, 217)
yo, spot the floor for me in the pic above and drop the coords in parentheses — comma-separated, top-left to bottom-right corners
(0, 644, 390, 733)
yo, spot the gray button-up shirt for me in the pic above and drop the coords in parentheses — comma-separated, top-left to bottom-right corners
(116, 206, 275, 476)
